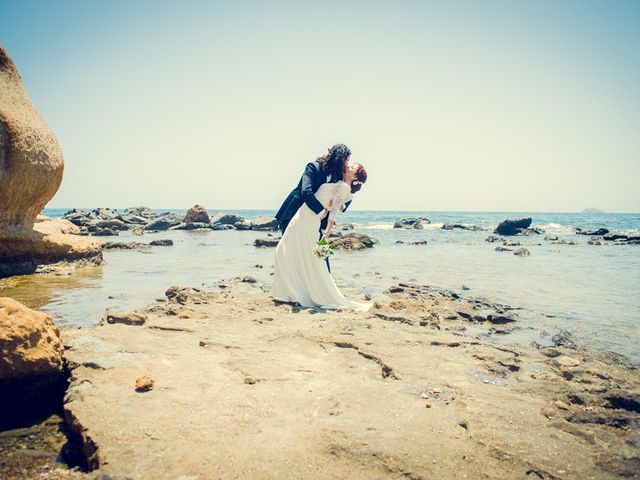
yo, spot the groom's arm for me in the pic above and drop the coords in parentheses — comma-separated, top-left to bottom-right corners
(301, 162, 325, 215)
(341, 200, 352, 213)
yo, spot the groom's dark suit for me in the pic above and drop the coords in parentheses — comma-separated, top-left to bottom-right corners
(275, 161, 351, 234)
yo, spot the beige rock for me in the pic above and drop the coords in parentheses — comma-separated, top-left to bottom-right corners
(0, 297, 65, 403)
(0, 228, 102, 278)
(0, 47, 101, 278)
(0, 46, 64, 230)
(104, 311, 147, 326)
(33, 218, 81, 236)
(331, 232, 378, 251)
(555, 355, 581, 367)
(134, 374, 153, 392)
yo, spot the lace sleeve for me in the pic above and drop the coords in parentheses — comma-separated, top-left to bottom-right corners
(327, 183, 351, 224)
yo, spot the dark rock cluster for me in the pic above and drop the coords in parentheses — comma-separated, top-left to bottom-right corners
(63, 206, 279, 236)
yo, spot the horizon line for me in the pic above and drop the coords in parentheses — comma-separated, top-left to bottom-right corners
(44, 206, 640, 215)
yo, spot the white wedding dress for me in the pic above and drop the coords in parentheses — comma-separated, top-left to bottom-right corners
(273, 181, 371, 311)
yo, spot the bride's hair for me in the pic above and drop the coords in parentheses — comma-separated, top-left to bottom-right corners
(317, 144, 351, 181)
(351, 165, 367, 194)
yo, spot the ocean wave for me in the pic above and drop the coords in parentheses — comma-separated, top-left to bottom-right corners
(537, 223, 578, 235)
(354, 222, 447, 230)
(354, 222, 395, 230)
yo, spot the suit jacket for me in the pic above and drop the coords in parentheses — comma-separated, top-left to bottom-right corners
(275, 161, 351, 231)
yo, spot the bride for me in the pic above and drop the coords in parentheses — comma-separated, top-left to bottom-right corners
(272, 163, 370, 311)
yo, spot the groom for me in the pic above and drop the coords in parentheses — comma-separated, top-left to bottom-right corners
(275, 144, 352, 235)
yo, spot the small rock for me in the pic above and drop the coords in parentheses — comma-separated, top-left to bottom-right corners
(150, 239, 173, 246)
(254, 238, 280, 248)
(102, 241, 149, 250)
(135, 375, 154, 392)
(555, 355, 580, 367)
(552, 330, 577, 349)
(514, 248, 530, 256)
(241, 276, 257, 283)
(554, 400, 570, 410)
(104, 311, 147, 326)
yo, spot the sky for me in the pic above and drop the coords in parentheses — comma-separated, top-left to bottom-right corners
(1, 0, 639, 212)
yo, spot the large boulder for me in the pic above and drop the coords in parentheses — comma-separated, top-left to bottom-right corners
(144, 213, 182, 231)
(251, 216, 279, 231)
(63, 209, 94, 227)
(393, 217, 430, 229)
(183, 204, 210, 224)
(210, 213, 244, 225)
(331, 233, 378, 251)
(0, 47, 64, 229)
(494, 218, 532, 236)
(0, 298, 66, 412)
(123, 206, 155, 219)
(0, 47, 101, 277)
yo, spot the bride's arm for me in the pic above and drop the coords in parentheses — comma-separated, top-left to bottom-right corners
(321, 185, 348, 240)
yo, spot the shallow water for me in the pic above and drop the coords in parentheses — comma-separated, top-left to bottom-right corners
(2, 209, 639, 362)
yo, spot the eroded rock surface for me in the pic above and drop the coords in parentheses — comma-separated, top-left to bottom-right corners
(61, 280, 639, 479)
(0, 47, 64, 229)
(0, 297, 65, 415)
(0, 47, 102, 278)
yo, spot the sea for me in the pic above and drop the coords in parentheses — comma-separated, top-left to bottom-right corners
(2, 208, 639, 362)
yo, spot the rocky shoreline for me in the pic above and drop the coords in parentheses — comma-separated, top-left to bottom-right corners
(56, 208, 640, 247)
(10, 278, 625, 479)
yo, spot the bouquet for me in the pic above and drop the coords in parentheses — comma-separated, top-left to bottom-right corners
(313, 239, 334, 260)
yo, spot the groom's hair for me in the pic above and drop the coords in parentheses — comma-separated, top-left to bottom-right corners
(317, 144, 351, 181)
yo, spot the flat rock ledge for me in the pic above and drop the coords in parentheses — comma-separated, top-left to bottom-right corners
(0, 223, 103, 278)
(62, 280, 639, 479)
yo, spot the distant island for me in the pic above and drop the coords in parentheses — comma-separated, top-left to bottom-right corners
(582, 207, 604, 213)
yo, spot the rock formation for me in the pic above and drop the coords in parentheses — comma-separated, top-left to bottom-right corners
(0, 297, 66, 416)
(393, 217, 431, 229)
(494, 217, 532, 236)
(183, 204, 210, 224)
(0, 46, 63, 229)
(0, 46, 101, 277)
(331, 232, 378, 251)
